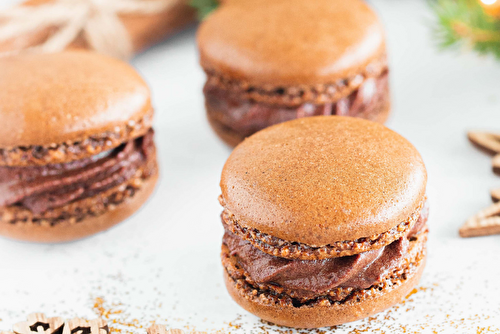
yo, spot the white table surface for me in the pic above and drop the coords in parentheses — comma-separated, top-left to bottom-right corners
(1, 0, 500, 333)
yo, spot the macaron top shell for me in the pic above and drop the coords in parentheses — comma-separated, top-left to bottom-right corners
(220, 116, 427, 246)
(198, 0, 385, 86)
(0, 51, 151, 148)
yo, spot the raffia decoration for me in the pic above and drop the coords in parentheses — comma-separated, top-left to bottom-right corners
(0, 0, 181, 59)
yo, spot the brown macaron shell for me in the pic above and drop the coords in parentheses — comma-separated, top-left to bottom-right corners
(220, 117, 427, 247)
(224, 255, 426, 328)
(0, 51, 151, 162)
(0, 173, 158, 243)
(198, 0, 386, 87)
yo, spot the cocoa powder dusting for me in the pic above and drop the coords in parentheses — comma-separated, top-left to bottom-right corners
(92, 297, 143, 333)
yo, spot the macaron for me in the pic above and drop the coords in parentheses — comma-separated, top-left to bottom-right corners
(198, 0, 390, 147)
(219, 116, 428, 328)
(0, 51, 158, 243)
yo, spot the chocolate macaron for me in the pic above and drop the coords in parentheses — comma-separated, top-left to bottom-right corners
(198, 0, 390, 147)
(0, 51, 158, 243)
(219, 117, 428, 328)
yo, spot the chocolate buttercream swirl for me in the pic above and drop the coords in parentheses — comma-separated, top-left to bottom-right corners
(224, 238, 426, 308)
(222, 222, 428, 306)
(0, 130, 155, 215)
(206, 72, 389, 142)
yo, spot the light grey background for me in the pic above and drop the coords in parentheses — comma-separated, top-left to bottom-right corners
(0, 0, 499, 332)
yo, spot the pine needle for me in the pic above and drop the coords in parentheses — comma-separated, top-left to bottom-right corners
(190, 0, 219, 20)
(430, 0, 500, 59)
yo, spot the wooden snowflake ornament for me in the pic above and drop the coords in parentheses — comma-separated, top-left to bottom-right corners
(12, 314, 64, 334)
(4, 314, 108, 334)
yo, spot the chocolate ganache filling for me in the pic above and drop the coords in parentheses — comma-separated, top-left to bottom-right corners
(206, 72, 389, 139)
(0, 130, 155, 214)
(223, 205, 428, 301)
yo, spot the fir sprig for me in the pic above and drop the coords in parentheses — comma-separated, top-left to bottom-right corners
(190, 0, 219, 20)
(430, 0, 500, 59)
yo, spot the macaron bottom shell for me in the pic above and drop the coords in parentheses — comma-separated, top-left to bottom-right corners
(223, 244, 426, 329)
(0, 172, 158, 243)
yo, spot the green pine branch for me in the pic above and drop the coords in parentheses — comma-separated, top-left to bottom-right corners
(191, 0, 500, 59)
(430, 0, 500, 59)
(190, 0, 219, 20)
